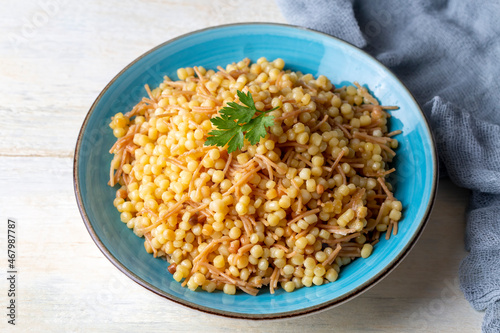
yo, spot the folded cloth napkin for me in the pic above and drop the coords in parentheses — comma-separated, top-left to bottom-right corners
(277, 0, 500, 331)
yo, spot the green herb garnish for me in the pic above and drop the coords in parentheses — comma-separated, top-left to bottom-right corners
(204, 90, 278, 153)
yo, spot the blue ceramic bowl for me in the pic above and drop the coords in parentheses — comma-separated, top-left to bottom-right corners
(74, 23, 437, 319)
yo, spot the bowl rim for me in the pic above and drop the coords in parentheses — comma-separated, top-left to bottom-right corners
(73, 22, 438, 320)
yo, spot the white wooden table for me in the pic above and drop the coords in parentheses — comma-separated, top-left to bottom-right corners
(0, 1, 484, 331)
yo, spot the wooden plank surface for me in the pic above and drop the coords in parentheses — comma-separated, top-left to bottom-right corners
(0, 0, 483, 332)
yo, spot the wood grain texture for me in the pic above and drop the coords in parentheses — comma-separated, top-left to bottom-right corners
(0, 0, 483, 332)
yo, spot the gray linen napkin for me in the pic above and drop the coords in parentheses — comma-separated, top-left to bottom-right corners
(276, 0, 500, 331)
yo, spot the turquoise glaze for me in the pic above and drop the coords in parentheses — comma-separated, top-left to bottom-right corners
(74, 23, 437, 319)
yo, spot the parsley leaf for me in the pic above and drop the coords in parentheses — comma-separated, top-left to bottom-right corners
(242, 111, 276, 145)
(204, 90, 278, 153)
